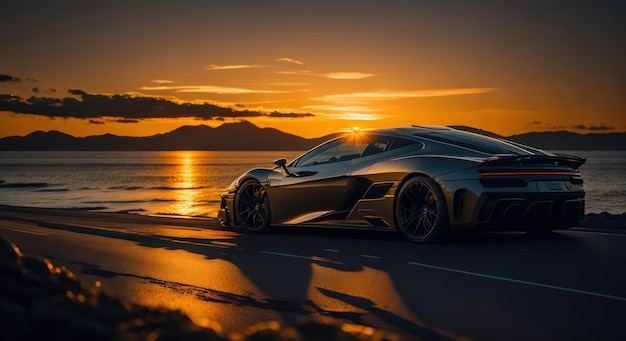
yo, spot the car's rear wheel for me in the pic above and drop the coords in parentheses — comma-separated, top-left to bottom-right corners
(235, 180, 271, 233)
(395, 175, 450, 243)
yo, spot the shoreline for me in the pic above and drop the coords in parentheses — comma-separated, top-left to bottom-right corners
(575, 211, 626, 231)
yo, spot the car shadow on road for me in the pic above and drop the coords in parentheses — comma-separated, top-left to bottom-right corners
(10, 211, 589, 339)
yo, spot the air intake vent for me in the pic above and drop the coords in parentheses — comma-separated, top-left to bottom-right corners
(363, 183, 393, 199)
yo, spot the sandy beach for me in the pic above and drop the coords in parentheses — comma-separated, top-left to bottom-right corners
(1, 205, 625, 340)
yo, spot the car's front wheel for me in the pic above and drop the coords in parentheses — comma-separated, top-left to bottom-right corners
(395, 175, 450, 243)
(235, 180, 271, 233)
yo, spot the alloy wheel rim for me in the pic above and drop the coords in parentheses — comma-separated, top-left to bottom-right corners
(237, 182, 268, 230)
(398, 181, 438, 239)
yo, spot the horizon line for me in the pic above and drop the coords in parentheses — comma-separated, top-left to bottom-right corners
(1, 121, 623, 140)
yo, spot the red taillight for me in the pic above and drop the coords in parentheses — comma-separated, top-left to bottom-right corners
(479, 170, 583, 187)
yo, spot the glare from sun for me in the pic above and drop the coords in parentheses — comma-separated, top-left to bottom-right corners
(352, 127, 360, 134)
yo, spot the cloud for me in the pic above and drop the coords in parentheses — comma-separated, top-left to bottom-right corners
(324, 112, 384, 121)
(316, 88, 497, 103)
(322, 72, 376, 80)
(68, 89, 87, 96)
(0, 74, 21, 83)
(267, 111, 314, 118)
(572, 124, 615, 131)
(270, 82, 310, 86)
(277, 70, 314, 76)
(276, 57, 303, 65)
(303, 105, 383, 120)
(0, 90, 314, 120)
(277, 70, 375, 80)
(89, 119, 105, 125)
(140, 85, 286, 94)
(114, 119, 140, 124)
(588, 124, 615, 131)
(205, 64, 265, 70)
(304, 105, 379, 112)
(152, 79, 173, 84)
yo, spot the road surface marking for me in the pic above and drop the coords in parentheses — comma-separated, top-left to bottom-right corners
(161, 237, 230, 248)
(407, 261, 626, 302)
(261, 250, 342, 265)
(261, 250, 313, 260)
(0, 225, 48, 236)
(360, 254, 381, 259)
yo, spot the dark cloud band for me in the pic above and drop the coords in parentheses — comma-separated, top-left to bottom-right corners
(0, 90, 314, 121)
(0, 74, 21, 83)
(573, 124, 615, 131)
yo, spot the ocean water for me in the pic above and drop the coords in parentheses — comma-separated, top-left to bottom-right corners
(0, 151, 303, 218)
(0, 150, 624, 217)
(561, 150, 626, 215)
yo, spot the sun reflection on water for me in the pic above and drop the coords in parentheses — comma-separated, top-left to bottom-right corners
(172, 152, 201, 217)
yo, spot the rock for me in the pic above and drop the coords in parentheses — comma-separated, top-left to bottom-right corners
(579, 212, 626, 230)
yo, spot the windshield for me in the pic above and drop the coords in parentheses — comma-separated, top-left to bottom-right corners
(291, 133, 424, 167)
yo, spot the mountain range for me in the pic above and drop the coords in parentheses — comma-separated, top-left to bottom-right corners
(0, 121, 624, 151)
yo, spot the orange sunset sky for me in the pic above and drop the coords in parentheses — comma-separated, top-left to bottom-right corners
(1, 0, 624, 139)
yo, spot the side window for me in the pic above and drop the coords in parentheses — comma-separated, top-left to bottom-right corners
(361, 136, 424, 156)
(361, 136, 392, 157)
(389, 137, 421, 151)
(296, 136, 370, 167)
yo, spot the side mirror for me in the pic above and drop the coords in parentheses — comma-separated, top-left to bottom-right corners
(273, 158, 292, 176)
(274, 158, 287, 167)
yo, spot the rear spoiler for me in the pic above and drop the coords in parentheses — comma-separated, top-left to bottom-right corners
(479, 154, 586, 169)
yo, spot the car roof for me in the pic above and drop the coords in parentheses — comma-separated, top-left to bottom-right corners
(365, 125, 546, 156)
(367, 125, 468, 136)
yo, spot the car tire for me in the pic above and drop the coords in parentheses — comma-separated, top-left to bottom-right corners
(395, 175, 450, 243)
(235, 180, 271, 233)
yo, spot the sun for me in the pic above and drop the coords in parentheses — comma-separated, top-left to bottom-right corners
(352, 127, 360, 133)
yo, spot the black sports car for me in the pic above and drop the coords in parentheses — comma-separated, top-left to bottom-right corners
(218, 126, 585, 243)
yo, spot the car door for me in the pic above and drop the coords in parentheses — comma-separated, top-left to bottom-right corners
(267, 136, 371, 224)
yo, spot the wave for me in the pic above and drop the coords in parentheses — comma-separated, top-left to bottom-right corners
(84, 199, 175, 204)
(598, 189, 626, 198)
(149, 186, 209, 190)
(153, 211, 215, 219)
(34, 188, 70, 192)
(0, 182, 49, 188)
(67, 206, 108, 211)
(107, 185, 210, 191)
(114, 208, 147, 214)
(108, 186, 144, 191)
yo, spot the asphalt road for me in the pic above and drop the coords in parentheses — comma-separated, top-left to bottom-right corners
(1, 205, 625, 340)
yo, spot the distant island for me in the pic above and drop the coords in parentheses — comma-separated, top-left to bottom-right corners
(0, 121, 624, 151)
